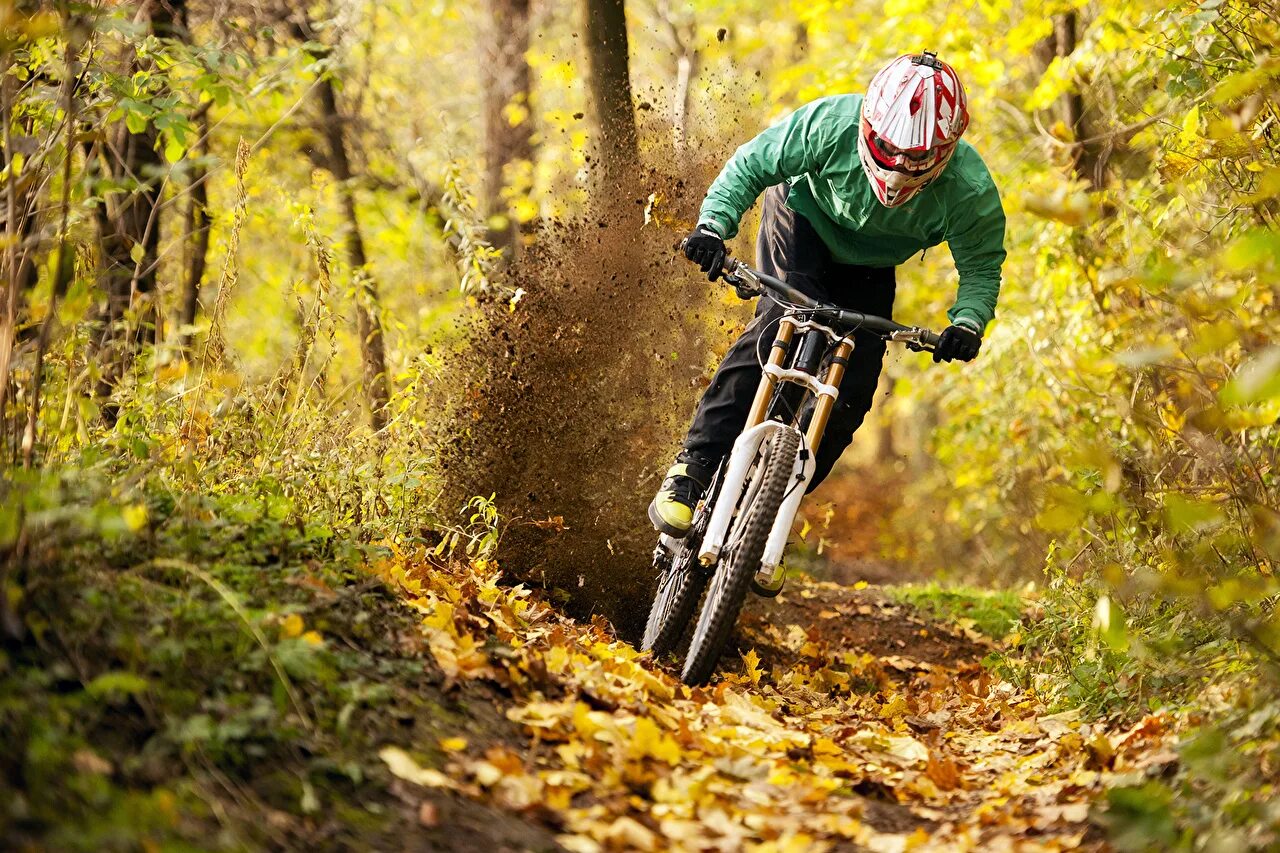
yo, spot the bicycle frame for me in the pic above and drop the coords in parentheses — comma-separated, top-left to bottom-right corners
(697, 313, 850, 588)
(692, 258, 940, 589)
(645, 253, 943, 681)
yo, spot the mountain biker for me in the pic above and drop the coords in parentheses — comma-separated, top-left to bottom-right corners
(650, 51, 1006, 538)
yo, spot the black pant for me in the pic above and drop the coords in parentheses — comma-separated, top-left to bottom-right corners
(678, 183, 896, 491)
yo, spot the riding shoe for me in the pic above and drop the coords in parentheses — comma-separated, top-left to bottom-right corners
(648, 463, 708, 538)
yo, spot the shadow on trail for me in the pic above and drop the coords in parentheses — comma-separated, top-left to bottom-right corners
(738, 579, 991, 674)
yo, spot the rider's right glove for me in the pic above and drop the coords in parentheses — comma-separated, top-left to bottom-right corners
(683, 224, 727, 281)
(933, 322, 982, 363)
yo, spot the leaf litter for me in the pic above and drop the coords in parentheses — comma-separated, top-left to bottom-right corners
(374, 549, 1185, 851)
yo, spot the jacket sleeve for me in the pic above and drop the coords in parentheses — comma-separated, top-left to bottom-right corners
(944, 172, 1007, 331)
(698, 99, 839, 239)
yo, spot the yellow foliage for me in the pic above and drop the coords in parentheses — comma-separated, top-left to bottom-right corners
(628, 717, 681, 766)
(379, 746, 457, 790)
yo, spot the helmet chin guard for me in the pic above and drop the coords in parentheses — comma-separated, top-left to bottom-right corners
(858, 52, 970, 207)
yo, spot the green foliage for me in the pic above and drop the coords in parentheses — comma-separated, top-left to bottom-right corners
(460, 493, 502, 558)
(1099, 702, 1280, 849)
(1100, 783, 1182, 851)
(847, 0, 1280, 741)
(996, 546, 1250, 719)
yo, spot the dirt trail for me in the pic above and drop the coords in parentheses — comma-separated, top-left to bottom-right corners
(379, 555, 1182, 852)
(740, 581, 990, 670)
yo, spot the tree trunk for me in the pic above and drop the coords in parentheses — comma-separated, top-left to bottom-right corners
(581, 0, 639, 206)
(20, 28, 80, 466)
(1051, 11, 1107, 190)
(655, 1, 696, 160)
(174, 0, 208, 358)
(1035, 10, 1114, 316)
(0, 57, 33, 450)
(672, 47, 696, 153)
(180, 110, 211, 355)
(792, 22, 808, 61)
(313, 61, 391, 431)
(483, 0, 533, 256)
(91, 112, 164, 415)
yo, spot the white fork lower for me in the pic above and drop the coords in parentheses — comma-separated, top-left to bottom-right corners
(760, 444, 813, 576)
(697, 421, 806, 569)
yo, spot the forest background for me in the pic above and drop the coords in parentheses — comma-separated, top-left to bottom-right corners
(2, 0, 1279, 849)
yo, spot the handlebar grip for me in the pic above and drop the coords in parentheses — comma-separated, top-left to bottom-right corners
(921, 330, 942, 349)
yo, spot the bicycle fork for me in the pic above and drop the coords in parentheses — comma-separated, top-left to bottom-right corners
(697, 316, 855, 586)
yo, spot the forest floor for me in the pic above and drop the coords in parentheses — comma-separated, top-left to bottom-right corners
(3, 498, 1184, 852)
(364, 552, 1181, 852)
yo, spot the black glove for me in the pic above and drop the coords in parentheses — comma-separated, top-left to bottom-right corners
(933, 323, 982, 363)
(683, 224, 726, 281)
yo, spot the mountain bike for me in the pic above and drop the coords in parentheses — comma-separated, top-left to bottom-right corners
(643, 255, 941, 685)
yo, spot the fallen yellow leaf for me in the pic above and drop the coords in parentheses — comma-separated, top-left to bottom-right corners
(378, 747, 456, 790)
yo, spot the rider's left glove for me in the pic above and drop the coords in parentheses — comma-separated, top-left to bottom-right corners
(684, 224, 727, 281)
(933, 322, 982, 363)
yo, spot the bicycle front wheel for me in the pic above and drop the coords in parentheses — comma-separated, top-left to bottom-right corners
(681, 427, 800, 686)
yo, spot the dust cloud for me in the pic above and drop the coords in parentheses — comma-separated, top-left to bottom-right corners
(438, 170, 735, 639)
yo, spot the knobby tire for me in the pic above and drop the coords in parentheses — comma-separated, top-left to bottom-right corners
(642, 544, 708, 657)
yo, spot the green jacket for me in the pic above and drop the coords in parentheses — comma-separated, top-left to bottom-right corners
(699, 94, 1007, 330)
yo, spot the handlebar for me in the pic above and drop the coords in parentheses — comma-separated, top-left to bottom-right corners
(718, 257, 942, 352)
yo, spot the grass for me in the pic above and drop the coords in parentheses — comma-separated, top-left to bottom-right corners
(885, 581, 1024, 639)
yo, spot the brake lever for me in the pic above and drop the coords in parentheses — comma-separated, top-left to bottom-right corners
(889, 328, 936, 353)
(721, 272, 759, 301)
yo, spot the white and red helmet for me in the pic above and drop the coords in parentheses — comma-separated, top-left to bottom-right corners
(858, 51, 969, 207)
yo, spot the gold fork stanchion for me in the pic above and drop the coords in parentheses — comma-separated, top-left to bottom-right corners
(743, 319, 796, 429)
(805, 338, 854, 452)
